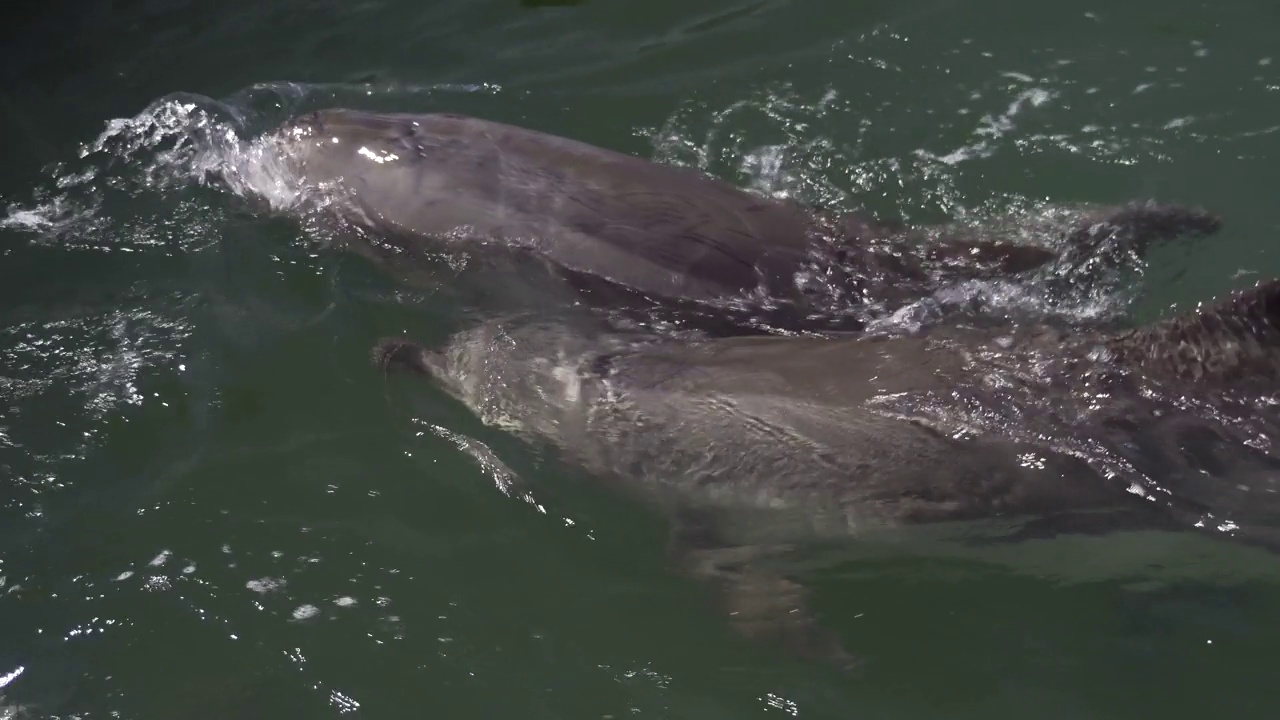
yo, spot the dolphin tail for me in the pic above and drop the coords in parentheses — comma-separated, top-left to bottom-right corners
(921, 201, 1223, 280)
(923, 240, 1059, 276)
(1102, 278, 1280, 384)
(1065, 201, 1222, 257)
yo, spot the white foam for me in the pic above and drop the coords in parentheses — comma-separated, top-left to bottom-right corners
(0, 666, 23, 690)
(291, 604, 319, 621)
(0, 197, 96, 235)
(245, 577, 286, 594)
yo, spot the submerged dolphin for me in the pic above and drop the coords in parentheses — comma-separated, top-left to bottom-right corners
(371, 278, 1280, 666)
(262, 109, 1222, 333)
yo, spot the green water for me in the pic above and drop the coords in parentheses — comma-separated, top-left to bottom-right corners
(3, 0, 1280, 717)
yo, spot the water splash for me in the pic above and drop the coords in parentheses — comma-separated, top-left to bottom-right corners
(3, 80, 505, 246)
(412, 418, 597, 540)
(415, 419, 526, 499)
(642, 80, 1182, 333)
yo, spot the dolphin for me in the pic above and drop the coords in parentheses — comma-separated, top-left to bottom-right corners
(261, 108, 1223, 333)
(369, 278, 1280, 667)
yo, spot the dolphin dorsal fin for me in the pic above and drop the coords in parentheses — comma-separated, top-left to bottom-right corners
(1104, 278, 1280, 384)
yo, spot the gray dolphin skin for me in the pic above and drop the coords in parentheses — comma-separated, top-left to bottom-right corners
(266, 109, 1223, 333)
(264, 108, 1253, 666)
(371, 278, 1280, 667)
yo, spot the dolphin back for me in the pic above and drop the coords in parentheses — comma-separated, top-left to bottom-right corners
(1104, 278, 1280, 384)
(273, 109, 826, 304)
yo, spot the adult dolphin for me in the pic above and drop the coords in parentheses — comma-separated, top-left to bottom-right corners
(370, 278, 1280, 667)
(261, 108, 1222, 333)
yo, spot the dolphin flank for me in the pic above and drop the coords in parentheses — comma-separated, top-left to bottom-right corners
(371, 277, 1280, 666)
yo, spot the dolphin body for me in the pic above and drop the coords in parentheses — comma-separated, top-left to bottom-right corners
(262, 109, 1222, 334)
(372, 278, 1280, 666)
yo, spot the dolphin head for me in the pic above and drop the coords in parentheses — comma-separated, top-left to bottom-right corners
(269, 109, 419, 186)
(262, 108, 464, 233)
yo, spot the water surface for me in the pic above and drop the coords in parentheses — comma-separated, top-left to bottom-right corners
(3, 0, 1280, 717)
